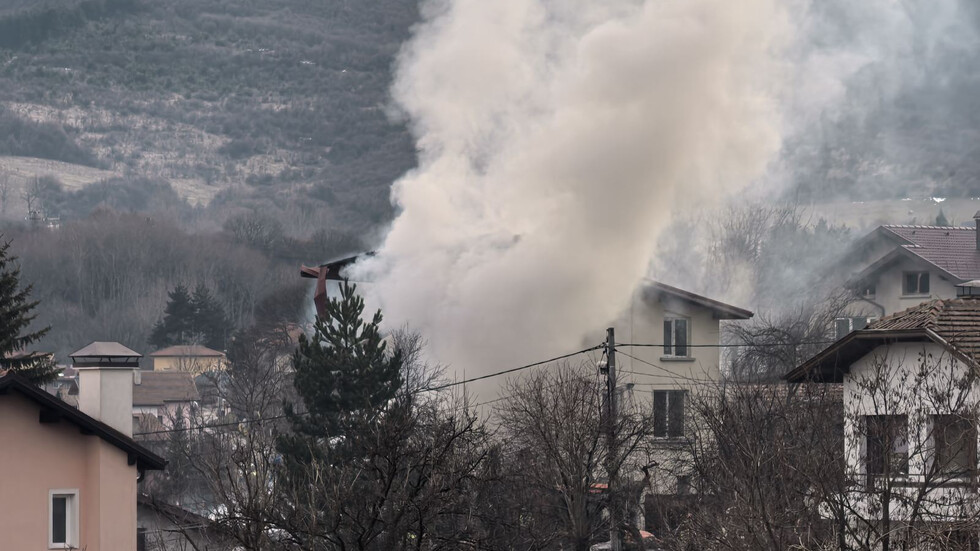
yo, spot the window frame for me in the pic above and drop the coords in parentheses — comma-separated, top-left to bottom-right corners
(902, 271, 931, 296)
(49, 489, 79, 549)
(662, 316, 690, 358)
(833, 316, 878, 340)
(653, 389, 687, 438)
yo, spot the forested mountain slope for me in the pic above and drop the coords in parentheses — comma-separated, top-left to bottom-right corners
(0, 0, 419, 233)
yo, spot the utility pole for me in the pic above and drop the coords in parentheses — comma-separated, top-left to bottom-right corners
(604, 327, 621, 551)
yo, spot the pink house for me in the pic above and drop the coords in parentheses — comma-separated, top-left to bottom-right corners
(0, 342, 166, 550)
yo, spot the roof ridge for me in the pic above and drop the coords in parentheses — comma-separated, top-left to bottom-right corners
(884, 224, 975, 230)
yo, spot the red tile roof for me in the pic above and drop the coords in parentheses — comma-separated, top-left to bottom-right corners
(787, 297, 980, 382)
(879, 225, 980, 281)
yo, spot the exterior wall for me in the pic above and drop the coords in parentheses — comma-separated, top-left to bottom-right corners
(151, 356, 225, 374)
(77, 367, 136, 436)
(0, 394, 138, 551)
(845, 257, 959, 319)
(614, 286, 723, 389)
(842, 341, 980, 523)
(611, 285, 726, 498)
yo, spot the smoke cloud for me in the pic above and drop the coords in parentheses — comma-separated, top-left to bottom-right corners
(355, 0, 790, 396)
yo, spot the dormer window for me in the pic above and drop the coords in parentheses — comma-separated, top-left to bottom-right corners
(903, 271, 930, 296)
(663, 317, 689, 358)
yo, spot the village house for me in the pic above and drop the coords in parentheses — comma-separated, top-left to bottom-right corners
(149, 344, 227, 374)
(833, 213, 980, 339)
(132, 371, 201, 433)
(612, 280, 753, 536)
(786, 297, 980, 549)
(0, 342, 166, 550)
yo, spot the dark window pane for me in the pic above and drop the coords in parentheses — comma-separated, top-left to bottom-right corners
(835, 318, 851, 340)
(653, 391, 667, 437)
(52, 496, 67, 544)
(935, 415, 977, 477)
(663, 321, 672, 356)
(921, 273, 930, 293)
(904, 273, 917, 294)
(674, 319, 688, 357)
(867, 415, 908, 476)
(668, 391, 685, 437)
(853, 317, 868, 331)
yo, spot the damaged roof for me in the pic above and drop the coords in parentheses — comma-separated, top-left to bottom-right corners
(642, 280, 753, 320)
(786, 297, 980, 382)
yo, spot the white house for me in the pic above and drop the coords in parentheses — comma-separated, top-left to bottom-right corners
(832, 215, 980, 339)
(787, 296, 980, 549)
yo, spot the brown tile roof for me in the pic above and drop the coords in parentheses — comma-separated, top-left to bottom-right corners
(150, 345, 225, 358)
(879, 225, 980, 281)
(787, 297, 980, 382)
(133, 371, 200, 406)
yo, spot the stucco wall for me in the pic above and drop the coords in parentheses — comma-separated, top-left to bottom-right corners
(0, 393, 137, 551)
(849, 257, 959, 317)
(151, 356, 225, 374)
(842, 341, 980, 521)
(613, 286, 723, 391)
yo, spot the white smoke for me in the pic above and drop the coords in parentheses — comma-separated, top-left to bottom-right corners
(355, 0, 791, 397)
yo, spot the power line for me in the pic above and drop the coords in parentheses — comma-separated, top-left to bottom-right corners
(616, 341, 835, 349)
(134, 344, 604, 437)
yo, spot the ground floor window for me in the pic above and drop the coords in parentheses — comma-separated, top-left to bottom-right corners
(49, 489, 78, 549)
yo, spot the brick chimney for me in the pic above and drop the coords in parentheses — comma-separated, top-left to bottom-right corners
(975, 211, 980, 251)
(71, 342, 141, 436)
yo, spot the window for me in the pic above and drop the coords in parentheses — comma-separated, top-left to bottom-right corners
(49, 490, 78, 549)
(933, 415, 977, 479)
(903, 271, 930, 295)
(861, 283, 876, 298)
(834, 316, 878, 340)
(663, 317, 689, 357)
(676, 475, 691, 495)
(653, 390, 686, 438)
(866, 415, 909, 476)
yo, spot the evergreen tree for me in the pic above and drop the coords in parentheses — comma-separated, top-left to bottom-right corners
(148, 284, 195, 348)
(0, 239, 56, 384)
(936, 208, 950, 226)
(190, 283, 229, 350)
(279, 280, 403, 454)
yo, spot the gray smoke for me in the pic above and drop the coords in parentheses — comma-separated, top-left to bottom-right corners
(353, 0, 791, 397)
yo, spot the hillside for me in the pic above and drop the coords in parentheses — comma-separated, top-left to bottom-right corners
(0, 0, 419, 233)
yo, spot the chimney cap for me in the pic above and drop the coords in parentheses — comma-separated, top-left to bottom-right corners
(70, 341, 141, 368)
(973, 211, 980, 220)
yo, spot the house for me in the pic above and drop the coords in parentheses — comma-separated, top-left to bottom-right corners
(0, 342, 166, 550)
(133, 371, 201, 432)
(786, 298, 980, 548)
(137, 494, 232, 551)
(612, 280, 753, 536)
(832, 214, 980, 339)
(149, 344, 227, 374)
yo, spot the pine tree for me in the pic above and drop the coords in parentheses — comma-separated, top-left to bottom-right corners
(190, 283, 229, 350)
(148, 284, 195, 349)
(936, 209, 950, 226)
(0, 239, 56, 384)
(279, 281, 403, 453)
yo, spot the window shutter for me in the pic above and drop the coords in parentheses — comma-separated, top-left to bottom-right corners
(668, 391, 685, 437)
(653, 391, 667, 437)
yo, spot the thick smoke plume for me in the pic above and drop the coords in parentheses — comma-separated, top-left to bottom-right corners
(356, 0, 789, 396)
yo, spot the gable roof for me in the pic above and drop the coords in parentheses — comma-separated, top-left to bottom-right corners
(150, 345, 225, 358)
(786, 297, 980, 383)
(0, 373, 166, 470)
(850, 225, 980, 283)
(134, 371, 200, 406)
(642, 280, 754, 320)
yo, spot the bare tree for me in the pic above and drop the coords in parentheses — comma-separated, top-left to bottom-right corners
(493, 363, 655, 551)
